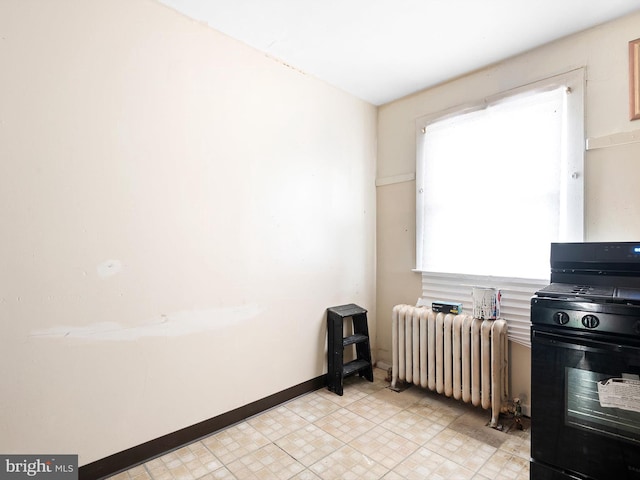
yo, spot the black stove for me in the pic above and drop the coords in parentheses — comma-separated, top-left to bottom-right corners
(530, 242, 640, 480)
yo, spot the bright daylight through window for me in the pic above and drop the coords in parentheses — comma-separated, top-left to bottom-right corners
(415, 70, 584, 346)
(416, 70, 584, 281)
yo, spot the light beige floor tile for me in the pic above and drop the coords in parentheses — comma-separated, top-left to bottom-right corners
(499, 429, 531, 460)
(476, 449, 513, 479)
(197, 466, 238, 479)
(225, 443, 305, 480)
(141, 458, 169, 480)
(106, 367, 531, 480)
(431, 457, 477, 480)
(107, 473, 126, 480)
(284, 393, 342, 422)
(145, 468, 172, 480)
(381, 471, 406, 480)
(316, 385, 369, 407)
(113, 465, 147, 480)
(248, 405, 310, 441)
(309, 445, 389, 480)
(425, 429, 496, 472)
(405, 400, 461, 427)
(370, 385, 424, 409)
(202, 422, 270, 465)
(276, 424, 345, 466)
(391, 446, 450, 480)
(349, 425, 420, 470)
(313, 408, 376, 443)
(142, 441, 223, 480)
(124, 466, 148, 478)
(289, 469, 323, 480)
(345, 395, 404, 423)
(380, 409, 446, 445)
(165, 464, 193, 480)
(342, 373, 388, 396)
(482, 452, 529, 480)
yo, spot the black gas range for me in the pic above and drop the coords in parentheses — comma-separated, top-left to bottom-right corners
(531, 242, 640, 480)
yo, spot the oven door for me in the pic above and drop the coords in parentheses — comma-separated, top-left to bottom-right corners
(532, 326, 640, 480)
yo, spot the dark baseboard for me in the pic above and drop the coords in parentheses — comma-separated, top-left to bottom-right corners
(80, 374, 327, 480)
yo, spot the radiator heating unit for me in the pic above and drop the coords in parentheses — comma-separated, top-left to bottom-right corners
(391, 304, 509, 427)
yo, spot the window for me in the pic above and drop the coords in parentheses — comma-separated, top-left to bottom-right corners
(415, 70, 584, 346)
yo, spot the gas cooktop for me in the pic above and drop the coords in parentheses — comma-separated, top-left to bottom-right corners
(536, 282, 640, 304)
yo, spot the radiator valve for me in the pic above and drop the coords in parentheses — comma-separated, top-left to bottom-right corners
(513, 397, 523, 430)
(499, 397, 524, 431)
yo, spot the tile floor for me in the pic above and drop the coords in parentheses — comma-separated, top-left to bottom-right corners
(109, 368, 530, 480)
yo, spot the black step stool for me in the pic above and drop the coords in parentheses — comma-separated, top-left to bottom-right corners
(326, 303, 374, 395)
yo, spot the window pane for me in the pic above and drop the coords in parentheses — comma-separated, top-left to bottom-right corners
(419, 87, 566, 279)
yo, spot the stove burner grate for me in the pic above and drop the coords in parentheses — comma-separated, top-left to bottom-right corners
(572, 285, 597, 295)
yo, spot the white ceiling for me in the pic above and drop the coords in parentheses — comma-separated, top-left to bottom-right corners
(157, 0, 640, 105)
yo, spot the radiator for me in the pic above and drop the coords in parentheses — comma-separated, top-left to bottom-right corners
(391, 304, 509, 427)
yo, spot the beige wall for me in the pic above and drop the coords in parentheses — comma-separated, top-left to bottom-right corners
(0, 0, 377, 465)
(4, 0, 640, 465)
(376, 11, 640, 414)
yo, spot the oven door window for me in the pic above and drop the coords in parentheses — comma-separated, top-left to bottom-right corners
(532, 329, 640, 479)
(566, 366, 640, 444)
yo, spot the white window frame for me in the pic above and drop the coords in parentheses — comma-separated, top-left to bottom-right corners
(414, 69, 585, 347)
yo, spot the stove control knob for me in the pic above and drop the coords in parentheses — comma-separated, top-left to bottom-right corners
(554, 312, 570, 325)
(582, 314, 600, 329)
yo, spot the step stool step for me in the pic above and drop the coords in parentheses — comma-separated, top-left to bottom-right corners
(343, 333, 369, 347)
(327, 303, 367, 318)
(342, 359, 372, 378)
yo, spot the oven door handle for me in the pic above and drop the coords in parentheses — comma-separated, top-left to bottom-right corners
(533, 330, 631, 354)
